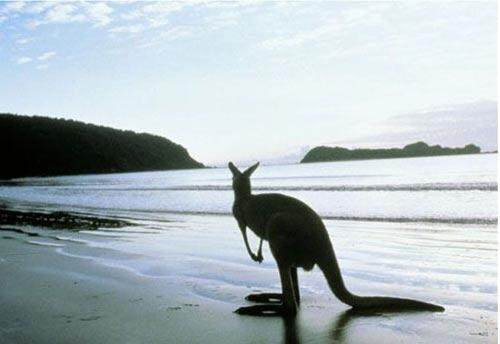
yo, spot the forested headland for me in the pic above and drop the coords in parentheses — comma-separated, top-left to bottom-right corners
(301, 141, 481, 164)
(0, 114, 204, 179)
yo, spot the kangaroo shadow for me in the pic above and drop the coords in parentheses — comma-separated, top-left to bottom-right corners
(280, 308, 427, 344)
(330, 308, 426, 343)
(282, 317, 300, 344)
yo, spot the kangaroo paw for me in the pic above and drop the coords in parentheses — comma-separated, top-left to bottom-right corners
(234, 304, 291, 317)
(245, 293, 282, 303)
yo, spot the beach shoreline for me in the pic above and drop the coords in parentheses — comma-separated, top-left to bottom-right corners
(0, 207, 496, 343)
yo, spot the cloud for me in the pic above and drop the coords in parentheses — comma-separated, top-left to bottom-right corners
(260, 21, 342, 50)
(333, 101, 498, 151)
(157, 26, 192, 41)
(210, 1, 260, 8)
(114, 2, 190, 33)
(112, 1, 259, 36)
(43, 3, 86, 24)
(15, 37, 33, 45)
(110, 1, 247, 46)
(109, 23, 146, 34)
(121, 2, 188, 20)
(37, 51, 56, 61)
(136, 26, 193, 48)
(3, 1, 26, 13)
(83, 2, 113, 27)
(16, 56, 32, 64)
(203, 10, 241, 30)
(16, 2, 113, 28)
(25, 2, 56, 14)
(2, 0, 261, 42)
(260, 6, 380, 51)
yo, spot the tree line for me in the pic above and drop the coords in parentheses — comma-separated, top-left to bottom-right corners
(0, 114, 204, 179)
(301, 141, 481, 163)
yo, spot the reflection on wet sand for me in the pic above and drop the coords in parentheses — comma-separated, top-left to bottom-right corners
(282, 317, 299, 344)
(280, 308, 430, 344)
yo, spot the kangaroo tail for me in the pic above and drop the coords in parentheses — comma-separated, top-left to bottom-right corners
(317, 243, 444, 312)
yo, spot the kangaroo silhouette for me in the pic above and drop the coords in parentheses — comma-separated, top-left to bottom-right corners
(229, 162, 444, 317)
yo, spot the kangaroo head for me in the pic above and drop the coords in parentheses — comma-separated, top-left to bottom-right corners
(228, 162, 259, 198)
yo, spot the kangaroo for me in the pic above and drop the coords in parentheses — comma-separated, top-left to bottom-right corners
(229, 162, 444, 317)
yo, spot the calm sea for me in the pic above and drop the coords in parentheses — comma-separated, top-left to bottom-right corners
(0, 154, 496, 225)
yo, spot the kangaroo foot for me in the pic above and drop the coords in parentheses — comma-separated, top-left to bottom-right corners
(245, 293, 282, 303)
(234, 304, 295, 317)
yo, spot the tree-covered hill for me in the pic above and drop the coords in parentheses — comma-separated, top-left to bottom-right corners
(301, 141, 481, 164)
(0, 114, 204, 179)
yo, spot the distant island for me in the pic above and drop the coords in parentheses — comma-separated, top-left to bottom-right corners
(0, 114, 204, 179)
(300, 141, 481, 164)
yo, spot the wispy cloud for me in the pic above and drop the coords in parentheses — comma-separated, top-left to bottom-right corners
(120, 2, 188, 20)
(16, 56, 32, 64)
(111, 2, 192, 34)
(2, 1, 114, 28)
(38, 51, 56, 61)
(16, 51, 57, 65)
(15, 37, 33, 45)
(203, 10, 241, 30)
(40, 3, 86, 25)
(260, 6, 382, 51)
(0, 1, 495, 163)
(109, 1, 259, 38)
(332, 101, 498, 151)
(109, 23, 146, 34)
(3, 1, 26, 13)
(83, 2, 113, 27)
(137, 26, 193, 48)
(25, 1, 56, 14)
(1, 1, 259, 39)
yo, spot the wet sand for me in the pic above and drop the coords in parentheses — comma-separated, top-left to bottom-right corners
(0, 207, 133, 230)
(0, 211, 496, 343)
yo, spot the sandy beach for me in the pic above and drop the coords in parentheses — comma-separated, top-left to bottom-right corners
(0, 209, 496, 343)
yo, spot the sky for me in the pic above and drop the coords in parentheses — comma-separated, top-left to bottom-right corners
(0, 1, 497, 165)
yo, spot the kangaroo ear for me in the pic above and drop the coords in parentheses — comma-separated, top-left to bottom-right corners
(243, 162, 260, 177)
(228, 162, 242, 176)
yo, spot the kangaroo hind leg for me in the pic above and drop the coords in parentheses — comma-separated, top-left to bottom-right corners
(291, 267, 300, 305)
(236, 221, 299, 317)
(235, 264, 297, 317)
(245, 293, 282, 303)
(245, 267, 299, 304)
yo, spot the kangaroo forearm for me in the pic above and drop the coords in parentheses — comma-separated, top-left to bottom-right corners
(240, 227, 257, 258)
(257, 238, 263, 254)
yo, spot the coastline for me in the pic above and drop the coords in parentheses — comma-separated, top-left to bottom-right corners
(1, 152, 496, 183)
(301, 152, 491, 164)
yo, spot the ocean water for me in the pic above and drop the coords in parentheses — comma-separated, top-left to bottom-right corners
(0, 154, 497, 342)
(0, 154, 496, 224)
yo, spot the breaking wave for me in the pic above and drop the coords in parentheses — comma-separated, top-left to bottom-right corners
(77, 182, 497, 192)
